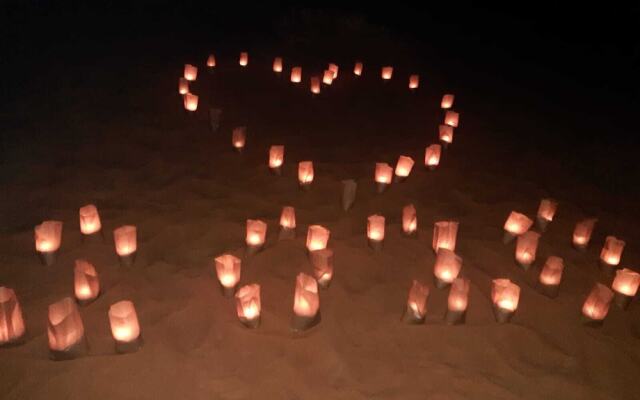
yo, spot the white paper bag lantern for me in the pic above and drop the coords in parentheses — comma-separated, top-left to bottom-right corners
(246, 219, 267, 254)
(515, 231, 541, 269)
(236, 284, 261, 328)
(215, 254, 241, 297)
(432, 221, 459, 253)
(572, 218, 597, 250)
(444, 110, 459, 127)
(109, 300, 141, 353)
(184, 64, 198, 81)
(74, 259, 100, 304)
(0, 287, 26, 345)
(47, 297, 86, 360)
(402, 280, 429, 324)
(424, 144, 441, 170)
(375, 162, 393, 193)
(79, 204, 102, 236)
(612, 268, 640, 309)
(491, 279, 520, 323)
(310, 249, 334, 288)
(582, 283, 614, 325)
(599, 236, 625, 268)
(232, 126, 247, 152)
(298, 161, 314, 189)
(206, 54, 216, 68)
(239, 52, 249, 66)
(402, 204, 417, 236)
(290, 66, 302, 83)
(381, 66, 393, 80)
(394, 155, 414, 182)
(269, 145, 284, 174)
(433, 248, 462, 288)
(353, 61, 363, 76)
(306, 225, 330, 252)
(439, 124, 454, 146)
(178, 77, 189, 95)
(503, 211, 533, 243)
(538, 256, 564, 298)
(367, 215, 385, 250)
(183, 93, 199, 112)
(441, 94, 455, 109)
(536, 198, 558, 231)
(273, 57, 283, 73)
(409, 74, 419, 90)
(34, 220, 63, 266)
(445, 277, 470, 324)
(279, 206, 296, 239)
(113, 225, 137, 266)
(292, 273, 320, 331)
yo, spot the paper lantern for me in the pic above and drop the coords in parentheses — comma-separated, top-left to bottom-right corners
(306, 225, 330, 252)
(367, 215, 385, 250)
(354, 61, 363, 76)
(381, 66, 393, 80)
(279, 206, 296, 240)
(232, 126, 247, 152)
(441, 94, 455, 109)
(34, 220, 62, 266)
(374, 162, 393, 193)
(0, 287, 26, 345)
(572, 218, 597, 250)
(109, 300, 141, 353)
(409, 74, 419, 90)
(292, 273, 320, 331)
(439, 124, 454, 146)
(79, 204, 102, 236)
(269, 145, 284, 174)
(246, 219, 267, 254)
(341, 179, 357, 211)
(178, 77, 189, 95)
(538, 256, 564, 298)
(328, 63, 339, 79)
(310, 76, 321, 94)
(599, 236, 625, 268)
(310, 248, 334, 288)
(298, 161, 314, 189)
(433, 248, 463, 288)
(424, 144, 441, 170)
(394, 155, 414, 182)
(113, 225, 137, 266)
(432, 221, 459, 253)
(445, 277, 470, 324)
(491, 279, 520, 323)
(582, 283, 614, 325)
(214, 254, 241, 297)
(503, 211, 533, 243)
(47, 297, 85, 360)
(536, 198, 558, 231)
(515, 231, 541, 269)
(235, 284, 261, 328)
(322, 70, 334, 85)
(444, 110, 459, 127)
(402, 204, 417, 236)
(183, 93, 199, 112)
(74, 259, 100, 304)
(184, 64, 197, 81)
(273, 57, 283, 73)
(206, 54, 216, 68)
(612, 268, 640, 309)
(290, 66, 302, 83)
(239, 52, 249, 66)
(402, 280, 429, 324)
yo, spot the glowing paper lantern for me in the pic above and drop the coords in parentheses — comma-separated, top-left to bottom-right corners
(292, 273, 320, 331)
(409, 74, 419, 90)
(310, 76, 321, 94)
(402, 280, 429, 324)
(515, 231, 541, 269)
(572, 218, 597, 250)
(538, 256, 564, 298)
(367, 215, 385, 250)
(232, 126, 247, 152)
(394, 155, 414, 182)
(183, 93, 199, 112)
(582, 283, 614, 325)
(441, 94, 455, 109)
(236, 284, 261, 328)
(432, 221, 459, 253)
(341, 179, 357, 211)
(374, 162, 393, 193)
(0, 287, 26, 345)
(206, 54, 216, 68)
(445, 278, 470, 324)
(184, 64, 198, 81)
(269, 145, 284, 174)
(433, 248, 463, 288)
(536, 198, 558, 231)
(34, 220, 63, 266)
(424, 144, 441, 170)
(328, 63, 339, 79)
(353, 61, 363, 76)
(310, 248, 334, 288)
(290, 66, 302, 83)
(381, 66, 393, 80)
(444, 110, 459, 127)
(79, 204, 102, 237)
(439, 124, 454, 146)
(215, 254, 241, 297)
(402, 204, 417, 236)
(279, 206, 296, 240)
(306, 225, 330, 252)
(599, 236, 625, 269)
(47, 297, 86, 360)
(298, 161, 314, 189)
(74, 259, 100, 304)
(503, 211, 533, 243)
(109, 300, 142, 353)
(239, 52, 249, 66)
(246, 219, 267, 255)
(273, 57, 283, 73)
(612, 268, 640, 309)
(322, 70, 334, 85)
(178, 77, 189, 95)
(113, 225, 137, 266)
(491, 279, 520, 323)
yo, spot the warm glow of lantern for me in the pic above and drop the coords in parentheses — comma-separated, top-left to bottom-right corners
(394, 155, 415, 178)
(434, 249, 463, 285)
(269, 145, 284, 168)
(293, 273, 319, 318)
(600, 236, 625, 267)
(47, 297, 84, 351)
(573, 218, 597, 248)
(310, 76, 321, 94)
(375, 163, 393, 184)
(367, 215, 385, 242)
(108, 300, 140, 343)
(290, 67, 302, 83)
(236, 284, 261, 322)
(515, 231, 541, 266)
(306, 225, 330, 252)
(409, 74, 419, 89)
(279, 206, 296, 229)
(424, 144, 441, 168)
(441, 94, 455, 109)
(310, 249, 334, 287)
(537, 198, 558, 223)
(582, 283, 614, 321)
(113, 225, 137, 256)
(184, 64, 197, 81)
(448, 278, 470, 312)
(34, 220, 63, 253)
(539, 256, 564, 286)
(273, 57, 283, 73)
(439, 124, 454, 144)
(432, 221, 459, 252)
(239, 52, 249, 66)
(206, 54, 216, 68)
(328, 63, 338, 79)
(183, 93, 199, 112)
(178, 77, 189, 95)
(322, 70, 334, 85)
(0, 287, 26, 345)
(354, 61, 363, 76)
(492, 279, 520, 312)
(79, 204, 101, 235)
(444, 110, 459, 127)
(246, 219, 267, 247)
(402, 204, 417, 235)
(503, 211, 533, 236)
(215, 254, 241, 289)
(298, 161, 314, 185)
(74, 259, 100, 302)
(612, 268, 640, 297)
(381, 66, 393, 80)
(406, 280, 429, 319)
(232, 127, 247, 150)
